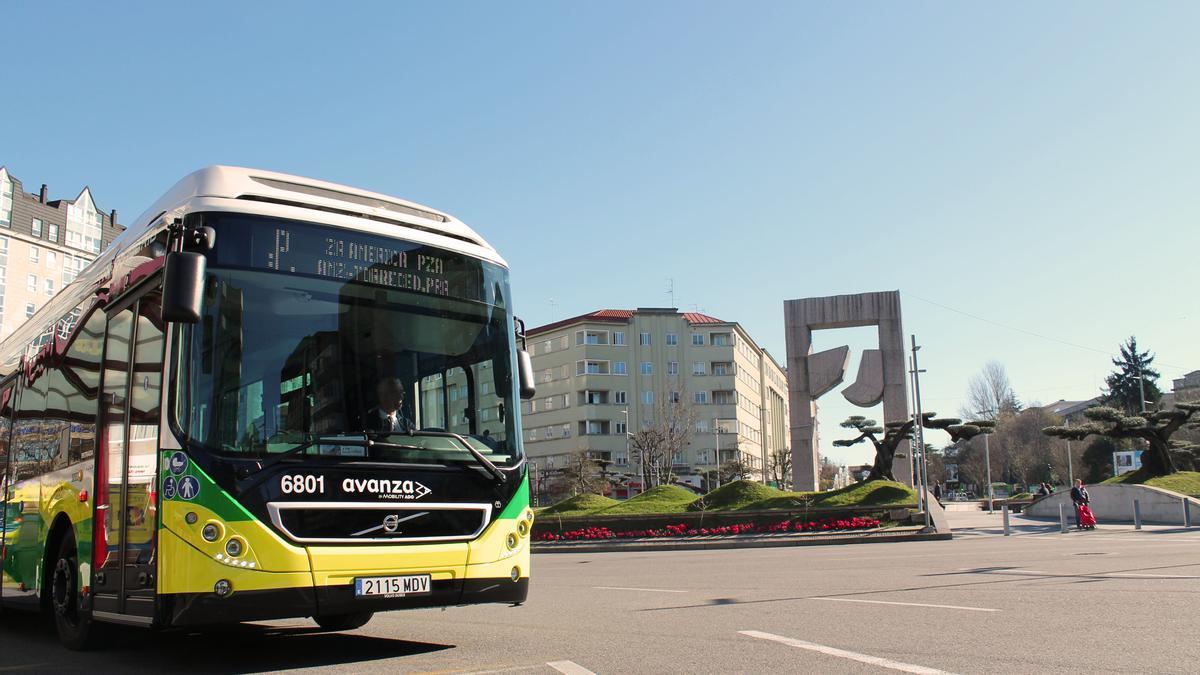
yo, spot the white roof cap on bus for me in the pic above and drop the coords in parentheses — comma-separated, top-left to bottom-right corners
(121, 165, 505, 265)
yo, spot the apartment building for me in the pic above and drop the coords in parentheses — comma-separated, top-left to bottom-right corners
(0, 166, 123, 340)
(524, 307, 790, 494)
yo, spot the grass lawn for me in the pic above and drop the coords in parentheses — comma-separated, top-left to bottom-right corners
(1103, 470, 1200, 497)
(538, 493, 619, 517)
(600, 485, 698, 514)
(537, 479, 918, 518)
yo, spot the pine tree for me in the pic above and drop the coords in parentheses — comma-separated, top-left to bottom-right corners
(1103, 336, 1162, 413)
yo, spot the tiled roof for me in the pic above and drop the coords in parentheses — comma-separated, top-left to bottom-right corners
(527, 309, 634, 336)
(681, 312, 725, 325)
(527, 309, 727, 336)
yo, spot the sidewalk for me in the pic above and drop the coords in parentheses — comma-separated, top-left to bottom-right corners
(947, 508, 1200, 537)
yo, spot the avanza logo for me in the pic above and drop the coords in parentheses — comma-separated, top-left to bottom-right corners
(341, 478, 432, 500)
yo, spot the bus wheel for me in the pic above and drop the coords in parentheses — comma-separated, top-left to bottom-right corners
(313, 611, 374, 631)
(51, 533, 97, 650)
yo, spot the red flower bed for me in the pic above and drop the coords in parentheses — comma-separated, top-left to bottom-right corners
(535, 516, 881, 542)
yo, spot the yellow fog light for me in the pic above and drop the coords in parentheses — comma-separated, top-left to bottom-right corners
(506, 533, 518, 549)
(214, 579, 233, 597)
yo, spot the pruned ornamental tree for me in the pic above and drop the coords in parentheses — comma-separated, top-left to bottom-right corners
(1043, 403, 1200, 477)
(836, 414, 993, 481)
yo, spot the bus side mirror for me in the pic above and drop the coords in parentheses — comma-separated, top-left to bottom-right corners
(162, 252, 206, 323)
(517, 349, 536, 400)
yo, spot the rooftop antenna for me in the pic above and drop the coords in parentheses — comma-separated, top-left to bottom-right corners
(549, 297, 558, 319)
(667, 278, 675, 308)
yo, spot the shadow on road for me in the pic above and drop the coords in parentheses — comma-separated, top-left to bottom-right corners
(0, 611, 453, 673)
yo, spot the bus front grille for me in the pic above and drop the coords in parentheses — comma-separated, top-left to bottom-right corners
(266, 501, 493, 544)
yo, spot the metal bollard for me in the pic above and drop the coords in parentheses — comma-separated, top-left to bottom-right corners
(1059, 503, 1067, 533)
(1185, 498, 1192, 528)
(1134, 499, 1142, 530)
(1002, 505, 1010, 536)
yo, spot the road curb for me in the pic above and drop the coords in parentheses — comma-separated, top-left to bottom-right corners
(531, 527, 952, 554)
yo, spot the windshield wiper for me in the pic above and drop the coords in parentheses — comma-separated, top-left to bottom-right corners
(397, 430, 507, 485)
(235, 434, 374, 492)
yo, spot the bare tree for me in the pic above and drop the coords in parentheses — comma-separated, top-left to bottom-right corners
(961, 361, 1020, 420)
(767, 448, 792, 490)
(560, 448, 606, 495)
(630, 388, 698, 489)
(818, 456, 839, 490)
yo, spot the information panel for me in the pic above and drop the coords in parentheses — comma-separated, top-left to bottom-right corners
(213, 216, 487, 302)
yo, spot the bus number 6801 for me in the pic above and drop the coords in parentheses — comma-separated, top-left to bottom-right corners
(280, 474, 325, 494)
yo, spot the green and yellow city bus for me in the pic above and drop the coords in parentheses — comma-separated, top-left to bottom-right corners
(0, 167, 536, 648)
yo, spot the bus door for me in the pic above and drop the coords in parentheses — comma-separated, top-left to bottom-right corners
(93, 288, 165, 619)
(0, 382, 15, 606)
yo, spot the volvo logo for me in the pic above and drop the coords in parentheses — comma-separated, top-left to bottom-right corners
(350, 511, 429, 538)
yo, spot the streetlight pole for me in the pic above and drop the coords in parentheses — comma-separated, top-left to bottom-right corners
(909, 336, 930, 530)
(621, 408, 639, 495)
(1065, 418, 1074, 486)
(975, 407, 995, 514)
(714, 418, 721, 490)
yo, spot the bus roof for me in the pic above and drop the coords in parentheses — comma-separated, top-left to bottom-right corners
(0, 166, 507, 375)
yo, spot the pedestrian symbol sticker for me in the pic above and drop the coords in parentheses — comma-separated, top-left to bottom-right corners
(163, 476, 178, 500)
(168, 451, 188, 475)
(178, 476, 200, 501)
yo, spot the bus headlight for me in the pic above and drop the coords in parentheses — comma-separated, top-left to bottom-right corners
(214, 579, 233, 597)
(225, 538, 244, 558)
(202, 523, 222, 542)
(510, 566, 520, 582)
(506, 533, 518, 550)
(517, 520, 529, 537)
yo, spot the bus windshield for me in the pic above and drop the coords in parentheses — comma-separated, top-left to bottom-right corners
(172, 213, 521, 467)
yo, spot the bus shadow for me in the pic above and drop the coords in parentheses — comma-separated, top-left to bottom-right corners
(0, 612, 454, 673)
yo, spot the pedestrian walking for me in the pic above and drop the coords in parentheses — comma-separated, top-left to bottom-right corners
(933, 482, 943, 507)
(1070, 479, 1091, 529)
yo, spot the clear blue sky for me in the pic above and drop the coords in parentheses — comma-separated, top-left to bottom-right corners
(5, 1, 1197, 464)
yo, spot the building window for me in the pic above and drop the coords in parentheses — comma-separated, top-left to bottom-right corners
(615, 422, 628, 436)
(46, 251, 56, 267)
(47, 223, 59, 242)
(641, 390, 654, 405)
(31, 219, 43, 238)
(670, 391, 680, 403)
(44, 278, 54, 296)
(710, 333, 732, 346)
(27, 274, 37, 292)
(613, 331, 626, 346)
(614, 390, 627, 404)
(614, 361, 628, 375)
(614, 450, 629, 465)
(25, 302, 35, 318)
(66, 190, 103, 254)
(666, 333, 678, 346)
(0, 170, 12, 227)
(696, 419, 708, 432)
(576, 359, 611, 375)
(694, 391, 709, 404)
(640, 362, 652, 375)
(578, 329, 610, 345)
(667, 361, 679, 375)
(692, 334, 704, 346)
(29, 246, 39, 264)
(693, 362, 706, 375)
(639, 332, 651, 345)
(712, 362, 732, 376)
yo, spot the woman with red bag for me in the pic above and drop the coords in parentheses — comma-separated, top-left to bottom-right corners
(1070, 479, 1094, 530)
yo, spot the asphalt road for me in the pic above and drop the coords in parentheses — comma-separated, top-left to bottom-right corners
(3, 511, 1199, 674)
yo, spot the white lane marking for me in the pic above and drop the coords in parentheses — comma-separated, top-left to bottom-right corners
(967, 569, 1200, 580)
(810, 597, 999, 612)
(740, 631, 959, 674)
(459, 666, 544, 675)
(594, 586, 689, 593)
(546, 661, 598, 675)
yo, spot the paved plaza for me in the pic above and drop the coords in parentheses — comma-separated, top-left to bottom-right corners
(2, 510, 1198, 673)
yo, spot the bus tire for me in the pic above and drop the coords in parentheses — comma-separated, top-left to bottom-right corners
(51, 532, 97, 650)
(313, 611, 374, 631)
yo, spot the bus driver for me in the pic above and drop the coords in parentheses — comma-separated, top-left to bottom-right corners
(367, 376, 414, 433)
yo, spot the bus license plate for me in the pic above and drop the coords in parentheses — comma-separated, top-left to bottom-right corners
(355, 574, 432, 597)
